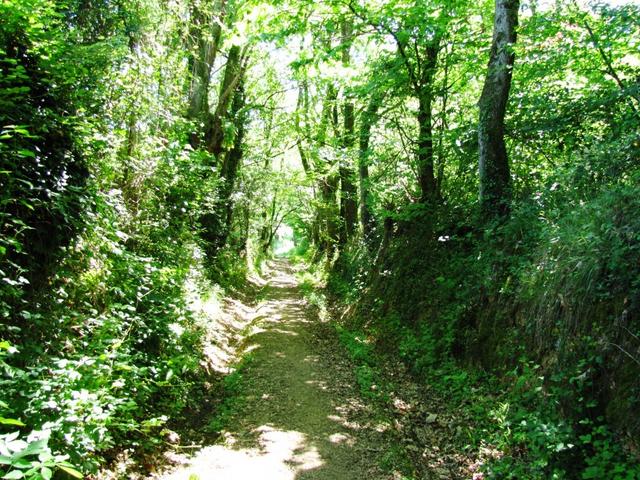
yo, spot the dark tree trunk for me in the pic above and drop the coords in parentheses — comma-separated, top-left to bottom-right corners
(205, 45, 242, 161)
(373, 212, 394, 271)
(416, 41, 440, 204)
(417, 92, 436, 203)
(478, 0, 519, 218)
(339, 100, 357, 244)
(215, 80, 246, 250)
(295, 82, 312, 173)
(319, 174, 340, 257)
(338, 19, 358, 245)
(313, 84, 340, 257)
(187, 0, 226, 122)
(358, 94, 382, 243)
(200, 55, 247, 260)
(260, 194, 278, 253)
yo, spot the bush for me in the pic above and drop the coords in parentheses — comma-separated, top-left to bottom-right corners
(334, 185, 640, 476)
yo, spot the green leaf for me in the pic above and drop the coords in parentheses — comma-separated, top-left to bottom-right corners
(58, 465, 83, 479)
(6, 440, 28, 453)
(12, 439, 48, 460)
(0, 418, 25, 427)
(2, 470, 25, 479)
(37, 452, 52, 463)
(10, 460, 30, 469)
(41, 466, 52, 480)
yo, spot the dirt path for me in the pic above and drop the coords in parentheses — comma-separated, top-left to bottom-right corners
(154, 260, 395, 480)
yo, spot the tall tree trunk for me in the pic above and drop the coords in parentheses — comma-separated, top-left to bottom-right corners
(358, 93, 382, 243)
(339, 101, 357, 244)
(187, 0, 226, 122)
(295, 81, 312, 173)
(478, 0, 519, 218)
(215, 79, 246, 251)
(186, 0, 226, 150)
(436, 41, 452, 199)
(417, 92, 436, 203)
(200, 51, 247, 260)
(205, 45, 243, 160)
(338, 19, 357, 245)
(315, 84, 340, 257)
(260, 194, 278, 253)
(320, 174, 340, 259)
(416, 41, 440, 204)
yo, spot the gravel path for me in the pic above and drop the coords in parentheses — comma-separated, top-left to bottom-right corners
(155, 260, 395, 480)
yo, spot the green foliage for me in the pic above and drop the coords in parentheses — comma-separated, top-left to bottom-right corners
(336, 326, 390, 402)
(207, 354, 254, 434)
(476, 357, 640, 479)
(0, 429, 83, 480)
(0, 187, 209, 471)
(0, 345, 83, 479)
(334, 186, 640, 475)
(0, 0, 231, 474)
(2, 0, 640, 475)
(297, 262, 328, 312)
(378, 444, 414, 478)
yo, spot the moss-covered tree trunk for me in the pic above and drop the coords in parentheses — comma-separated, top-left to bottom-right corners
(206, 44, 242, 160)
(417, 92, 436, 203)
(187, 0, 226, 122)
(358, 94, 382, 244)
(338, 19, 357, 246)
(416, 42, 440, 204)
(215, 79, 247, 251)
(200, 46, 247, 260)
(478, 0, 519, 218)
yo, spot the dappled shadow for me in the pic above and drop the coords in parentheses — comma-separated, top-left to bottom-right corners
(186, 272, 267, 374)
(152, 259, 393, 480)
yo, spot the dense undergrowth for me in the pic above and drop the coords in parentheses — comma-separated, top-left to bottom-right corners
(0, 2, 252, 477)
(2, 0, 640, 478)
(0, 185, 248, 478)
(325, 183, 640, 479)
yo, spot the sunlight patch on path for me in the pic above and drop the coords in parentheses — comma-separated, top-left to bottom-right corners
(152, 259, 393, 480)
(184, 264, 268, 374)
(159, 427, 323, 480)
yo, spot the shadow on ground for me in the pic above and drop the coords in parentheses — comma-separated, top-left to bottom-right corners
(151, 260, 395, 480)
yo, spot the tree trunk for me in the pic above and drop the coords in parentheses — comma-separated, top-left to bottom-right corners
(338, 19, 358, 245)
(319, 174, 340, 257)
(478, 0, 519, 218)
(187, 0, 226, 122)
(374, 214, 394, 269)
(358, 94, 382, 243)
(314, 84, 340, 256)
(205, 45, 243, 161)
(339, 101, 357, 245)
(417, 92, 436, 203)
(295, 82, 312, 173)
(216, 79, 246, 250)
(200, 53, 247, 260)
(416, 41, 440, 204)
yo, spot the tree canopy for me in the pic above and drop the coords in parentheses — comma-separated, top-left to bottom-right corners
(1, 0, 639, 477)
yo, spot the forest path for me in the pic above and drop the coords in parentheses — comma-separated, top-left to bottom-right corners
(154, 259, 395, 480)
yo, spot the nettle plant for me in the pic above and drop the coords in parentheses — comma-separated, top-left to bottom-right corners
(1, 342, 82, 480)
(0, 428, 82, 480)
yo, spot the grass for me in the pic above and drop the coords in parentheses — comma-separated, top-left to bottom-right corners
(207, 353, 254, 434)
